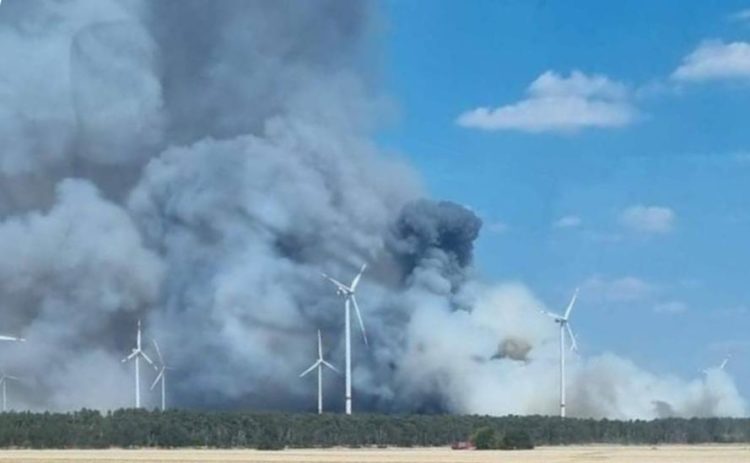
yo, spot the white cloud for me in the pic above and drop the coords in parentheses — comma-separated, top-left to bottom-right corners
(457, 71, 637, 133)
(619, 205, 676, 234)
(486, 221, 509, 234)
(583, 277, 689, 315)
(710, 306, 750, 318)
(729, 9, 750, 22)
(553, 215, 582, 229)
(672, 40, 750, 82)
(734, 151, 750, 163)
(582, 276, 656, 303)
(653, 301, 688, 315)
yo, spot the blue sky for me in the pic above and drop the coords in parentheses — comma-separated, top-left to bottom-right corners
(380, 1, 750, 394)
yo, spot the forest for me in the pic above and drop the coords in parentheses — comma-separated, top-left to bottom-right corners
(0, 410, 747, 449)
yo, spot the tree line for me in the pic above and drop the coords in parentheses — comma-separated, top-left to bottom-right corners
(0, 409, 747, 449)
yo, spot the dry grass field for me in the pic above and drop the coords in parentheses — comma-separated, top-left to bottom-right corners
(0, 446, 747, 463)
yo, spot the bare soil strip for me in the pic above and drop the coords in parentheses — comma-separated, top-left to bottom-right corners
(0, 446, 747, 463)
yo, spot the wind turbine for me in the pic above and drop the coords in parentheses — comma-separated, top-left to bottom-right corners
(300, 330, 340, 414)
(541, 288, 579, 418)
(321, 263, 368, 415)
(149, 339, 171, 411)
(702, 354, 731, 375)
(121, 320, 156, 408)
(0, 371, 19, 412)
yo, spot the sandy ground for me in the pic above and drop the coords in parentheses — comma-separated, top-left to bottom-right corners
(0, 446, 747, 463)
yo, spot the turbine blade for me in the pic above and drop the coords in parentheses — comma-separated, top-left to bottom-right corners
(0, 335, 24, 342)
(152, 339, 164, 365)
(350, 263, 367, 291)
(322, 273, 351, 292)
(150, 369, 164, 390)
(351, 295, 368, 346)
(299, 361, 320, 378)
(565, 323, 578, 352)
(122, 350, 137, 362)
(322, 360, 340, 374)
(140, 351, 157, 368)
(317, 330, 323, 360)
(563, 288, 580, 320)
(541, 310, 563, 320)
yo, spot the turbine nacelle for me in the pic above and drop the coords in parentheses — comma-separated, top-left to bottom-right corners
(0, 371, 19, 384)
(541, 311, 566, 324)
(540, 288, 579, 352)
(322, 264, 369, 346)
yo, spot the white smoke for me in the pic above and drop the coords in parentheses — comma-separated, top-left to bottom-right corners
(0, 0, 744, 418)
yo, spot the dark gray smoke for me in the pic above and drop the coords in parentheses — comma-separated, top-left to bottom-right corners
(0, 0, 745, 418)
(389, 200, 481, 284)
(493, 338, 533, 362)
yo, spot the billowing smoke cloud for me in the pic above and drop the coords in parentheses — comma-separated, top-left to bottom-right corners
(0, 0, 745, 418)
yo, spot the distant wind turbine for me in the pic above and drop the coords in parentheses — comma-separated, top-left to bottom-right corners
(541, 288, 579, 418)
(150, 339, 172, 411)
(121, 320, 156, 408)
(702, 354, 732, 375)
(300, 330, 340, 414)
(321, 263, 368, 415)
(0, 371, 19, 412)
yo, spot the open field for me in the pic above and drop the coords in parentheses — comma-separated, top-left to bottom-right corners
(0, 446, 747, 463)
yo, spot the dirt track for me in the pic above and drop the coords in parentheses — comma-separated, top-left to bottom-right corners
(0, 446, 748, 463)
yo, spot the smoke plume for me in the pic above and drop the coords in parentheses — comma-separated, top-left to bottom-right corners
(0, 0, 744, 418)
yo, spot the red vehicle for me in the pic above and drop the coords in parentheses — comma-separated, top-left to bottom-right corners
(451, 441, 475, 450)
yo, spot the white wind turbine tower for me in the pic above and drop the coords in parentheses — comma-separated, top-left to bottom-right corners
(300, 330, 340, 414)
(321, 263, 368, 415)
(121, 320, 156, 408)
(0, 371, 19, 412)
(150, 339, 171, 411)
(541, 288, 579, 418)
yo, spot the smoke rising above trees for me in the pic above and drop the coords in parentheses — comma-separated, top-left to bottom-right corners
(0, 0, 744, 418)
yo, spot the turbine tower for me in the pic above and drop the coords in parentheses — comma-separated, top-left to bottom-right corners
(121, 320, 156, 408)
(0, 371, 19, 412)
(541, 288, 579, 418)
(150, 339, 171, 411)
(321, 263, 368, 415)
(300, 330, 340, 414)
